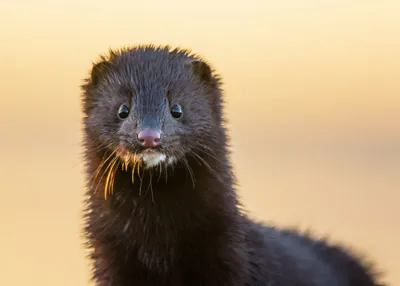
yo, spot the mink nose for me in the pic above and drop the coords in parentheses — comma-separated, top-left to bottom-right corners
(137, 129, 161, 148)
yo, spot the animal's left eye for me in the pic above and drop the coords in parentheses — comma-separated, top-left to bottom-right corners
(118, 104, 130, 119)
(170, 104, 183, 119)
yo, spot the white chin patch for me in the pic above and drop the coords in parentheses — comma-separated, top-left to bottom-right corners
(140, 152, 177, 168)
(141, 152, 166, 168)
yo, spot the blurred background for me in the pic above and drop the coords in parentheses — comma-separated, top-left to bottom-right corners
(0, 0, 399, 285)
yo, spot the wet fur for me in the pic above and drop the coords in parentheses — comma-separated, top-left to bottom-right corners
(81, 45, 385, 285)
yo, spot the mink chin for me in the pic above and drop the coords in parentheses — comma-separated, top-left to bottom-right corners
(81, 45, 385, 286)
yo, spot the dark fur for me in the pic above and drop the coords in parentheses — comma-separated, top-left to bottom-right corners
(81, 45, 385, 285)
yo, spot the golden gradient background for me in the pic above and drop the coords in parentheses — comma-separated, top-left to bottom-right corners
(0, 1, 399, 285)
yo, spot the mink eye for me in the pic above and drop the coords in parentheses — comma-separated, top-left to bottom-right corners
(170, 104, 183, 119)
(118, 104, 130, 119)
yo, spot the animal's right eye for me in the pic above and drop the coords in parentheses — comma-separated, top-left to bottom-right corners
(170, 104, 183, 119)
(118, 104, 130, 119)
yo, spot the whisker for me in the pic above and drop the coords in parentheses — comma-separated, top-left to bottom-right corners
(131, 161, 135, 184)
(139, 169, 144, 196)
(181, 152, 196, 188)
(156, 160, 164, 182)
(132, 157, 141, 184)
(88, 149, 117, 189)
(110, 157, 120, 195)
(145, 172, 155, 203)
(83, 140, 114, 154)
(190, 150, 224, 183)
(137, 160, 142, 178)
(93, 156, 118, 195)
(193, 143, 224, 165)
(104, 157, 119, 199)
(191, 151, 215, 174)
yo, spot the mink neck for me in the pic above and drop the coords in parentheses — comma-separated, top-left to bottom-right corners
(90, 148, 239, 220)
(86, 146, 245, 274)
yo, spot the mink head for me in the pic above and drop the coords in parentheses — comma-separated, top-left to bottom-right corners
(81, 45, 225, 170)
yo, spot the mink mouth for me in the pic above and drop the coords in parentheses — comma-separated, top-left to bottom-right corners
(96, 146, 178, 199)
(116, 146, 176, 169)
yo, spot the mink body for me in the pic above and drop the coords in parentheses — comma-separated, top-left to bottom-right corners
(81, 45, 384, 286)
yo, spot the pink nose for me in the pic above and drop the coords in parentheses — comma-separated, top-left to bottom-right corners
(137, 129, 161, 148)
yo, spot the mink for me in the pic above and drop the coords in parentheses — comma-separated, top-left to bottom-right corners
(80, 45, 385, 286)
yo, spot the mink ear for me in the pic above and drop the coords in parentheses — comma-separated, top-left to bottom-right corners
(185, 59, 213, 83)
(185, 58, 222, 123)
(91, 60, 113, 85)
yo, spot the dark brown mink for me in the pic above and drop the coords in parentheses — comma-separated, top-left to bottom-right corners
(81, 45, 385, 286)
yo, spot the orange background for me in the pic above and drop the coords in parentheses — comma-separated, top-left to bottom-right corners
(0, 1, 399, 285)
